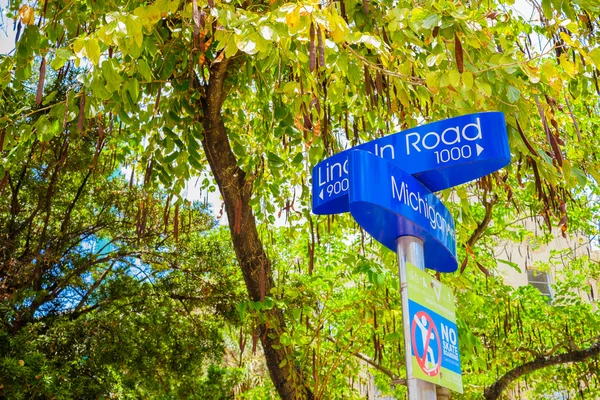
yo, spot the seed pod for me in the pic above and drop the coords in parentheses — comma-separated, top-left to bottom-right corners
(317, 25, 325, 68)
(36, 57, 46, 105)
(309, 23, 316, 72)
(454, 32, 464, 73)
(174, 203, 179, 241)
(154, 84, 161, 116)
(77, 92, 85, 132)
(192, 0, 200, 49)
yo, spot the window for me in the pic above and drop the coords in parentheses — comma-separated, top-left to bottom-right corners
(527, 269, 552, 298)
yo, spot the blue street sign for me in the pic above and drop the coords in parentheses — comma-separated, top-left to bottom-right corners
(348, 151, 457, 273)
(312, 112, 510, 215)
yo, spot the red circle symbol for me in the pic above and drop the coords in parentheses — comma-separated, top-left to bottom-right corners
(411, 311, 442, 377)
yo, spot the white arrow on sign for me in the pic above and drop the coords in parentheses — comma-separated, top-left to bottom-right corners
(319, 189, 324, 200)
(476, 144, 484, 156)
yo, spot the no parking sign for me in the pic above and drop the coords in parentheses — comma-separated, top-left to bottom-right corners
(407, 262, 463, 393)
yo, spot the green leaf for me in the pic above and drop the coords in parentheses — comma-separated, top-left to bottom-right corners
(236, 302, 247, 321)
(235, 33, 259, 55)
(384, 332, 402, 341)
(188, 154, 202, 170)
(137, 59, 153, 82)
(73, 37, 101, 65)
(587, 166, 600, 186)
(571, 166, 587, 186)
(34, 115, 61, 141)
(16, 25, 40, 59)
(425, 71, 440, 89)
(588, 48, 600, 70)
(155, 0, 180, 14)
(73, 38, 86, 59)
(224, 34, 238, 58)
(462, 71, 473, 89)
(50, 48, 72, 70)
(91, 75, 111, 100)
(292, 152, 303, 164)
(102, 59, 123, 93)
(480, 82, 492, 97)
(507, 85, 520, 103)
(164, 151, 179, 164)
(328, 12, 350, 43)
(280, 332, 292, 346)
(134, 4, 162, 27)
(439, 72, 449, 88)
(125, 78, 140, 103)
(267, 152, 285, 169)
(291, 308, 301, 320)
(42, 90, 58, 106)
(85, 38, 101, 66)
(258, 25, 278, 41)
(497, 259, 521, 273)
(124, 15, 144, 49)
(448, 70, 461, 87)
(541, 0, 553, 19)
(421, 13, 440, 29)
(262, 297, 274, 310)
(559, 53, 576, 77)
(250, 301, 263, 311)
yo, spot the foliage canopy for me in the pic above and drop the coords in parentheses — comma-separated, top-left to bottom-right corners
(2, 0, 600, 397)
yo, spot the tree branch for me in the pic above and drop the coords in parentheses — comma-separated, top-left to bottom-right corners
(60, 166, 93, 236)
(73, 260, 117, 313)
(484, 338, 600, 400)
(466, 193, 497, 249)
(353, 351, 404, 384)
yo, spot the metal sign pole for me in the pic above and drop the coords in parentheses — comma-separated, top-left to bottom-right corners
(397, 236, 437, 400)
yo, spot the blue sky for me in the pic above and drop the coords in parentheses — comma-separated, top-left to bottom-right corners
(0, 0, 16, 55)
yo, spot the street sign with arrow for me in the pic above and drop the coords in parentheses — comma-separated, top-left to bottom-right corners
(312, 112, 510, 215)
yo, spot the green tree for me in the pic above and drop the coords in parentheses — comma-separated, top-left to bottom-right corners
(2, 0, 600, 398)
(0, 71, 246, 397)
(244, 220, 600, 399)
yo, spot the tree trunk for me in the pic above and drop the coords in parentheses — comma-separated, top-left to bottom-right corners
(199, 58, 311, 400)
(436, 385, 451, 400)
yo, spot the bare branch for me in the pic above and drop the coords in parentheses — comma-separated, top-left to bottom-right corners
(484, 338, 600, 400)
(353, 351, 404, 384)
(73, 260, 117, 313)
